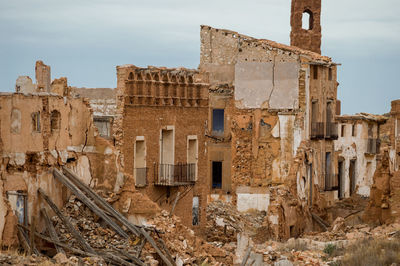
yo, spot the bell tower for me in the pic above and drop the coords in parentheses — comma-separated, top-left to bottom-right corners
(290, 0, 322, 54)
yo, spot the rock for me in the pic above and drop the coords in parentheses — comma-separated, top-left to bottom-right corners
(54, 253, 68, 264)
(274, 259, 293, 266)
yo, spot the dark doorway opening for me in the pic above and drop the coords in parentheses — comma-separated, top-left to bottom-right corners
(349, 160, 356, 195)
(212, 161, 222, 189)
(338, 160, 344, 199)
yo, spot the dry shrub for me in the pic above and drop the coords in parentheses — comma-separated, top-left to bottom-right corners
(340, 238, 400, 266)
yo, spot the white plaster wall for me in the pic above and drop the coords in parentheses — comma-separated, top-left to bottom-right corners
(74, 155, 93, 187)
(237, 193, 270, 212)
(334, 122, 378, 197)
(234, 62, 299, 110)
(278, 114, 295, 180)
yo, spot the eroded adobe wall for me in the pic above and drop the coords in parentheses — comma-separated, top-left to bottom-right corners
(117, 65, 210, 229)
(35, 61, 51, 92)
(0, 93, 127, 247)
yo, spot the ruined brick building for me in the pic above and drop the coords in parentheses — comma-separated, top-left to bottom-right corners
(3, 0, 399, 253)
(106, 0, 343, 237)
(334, 114, 387, 198)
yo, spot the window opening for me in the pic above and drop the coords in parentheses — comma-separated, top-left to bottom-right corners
(212, 161, 222, 189)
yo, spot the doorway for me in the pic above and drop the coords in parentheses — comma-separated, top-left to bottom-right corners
(212, 161, 222, 189)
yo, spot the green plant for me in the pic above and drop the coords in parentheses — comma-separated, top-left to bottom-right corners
(323, 244, 336, 256)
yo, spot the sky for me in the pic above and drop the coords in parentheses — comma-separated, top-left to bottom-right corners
(0, 0, 399, 115)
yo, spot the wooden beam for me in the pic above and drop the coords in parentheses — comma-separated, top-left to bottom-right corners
(41, 208, 65, 254)
(112, 247, 146, 266)
(241, 247, 252, 266)
(53, 169, 129, 239)
(18, 224, 96, 258)
(62, 167, 141, 236)
(38, 188, 96, 254)
(169, 191, 181, 217)
(140, 228, 175, 266)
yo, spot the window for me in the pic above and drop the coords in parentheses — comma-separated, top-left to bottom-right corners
(31, 112, 40, 132)
(212, 109, 224, 136)
(93, 117, 112, 138)
(326, 101, 332, 123)
(328, 68, 333, 81)
(187, 136, 198, 181)
(10, 108, 21, 134)
(312, 65, 318, 80)
(212, 161, 222, 189)
(325, 152, 332, 190)
(341, 124, 346, 137)
(302, 10, 314, 30)
(50, 110, 61, 132)
(160, 128, 174, 165)
(192, 196, 199, 226)
(311, 100, 318, 123)
(352, 124, 356, 137)
(134, 138, 147, 187)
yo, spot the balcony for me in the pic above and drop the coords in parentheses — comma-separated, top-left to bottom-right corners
(324, 173, 338, 191)
(311, 122, 325, 139)
(366, 138, 381, 155)
(154, 163, 196, 186)
(134, 168, 148, 187)
(325, 122, 338, 140)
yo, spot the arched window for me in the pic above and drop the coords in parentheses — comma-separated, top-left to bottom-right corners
(302, 10, 314, 30)
(10, 108, 21, 134)
(128, 72, 134, 80)
(50, 110, 61, 132)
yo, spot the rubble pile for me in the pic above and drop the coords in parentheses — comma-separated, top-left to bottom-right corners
(0, 253, 55, 265)
(53, 195, 136, 251)
(302, 221, 400, 242)
(145, 210, 234, 265)
(206, 200, 265, 244)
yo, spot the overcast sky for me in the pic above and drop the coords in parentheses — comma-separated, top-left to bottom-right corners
(0, 0, 399, 114)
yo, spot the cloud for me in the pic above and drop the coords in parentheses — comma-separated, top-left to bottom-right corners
(0, 0, 398, 114)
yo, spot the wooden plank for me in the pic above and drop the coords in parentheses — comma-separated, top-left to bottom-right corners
(18, 224, 96, 258)
(53, 169, 129, 239)
(29, 217, 35, 255)
(157, 238, 175, 266)
(38, 188, 96, 254)
(98, 251, 136, 266)
(17, 226, 31, 254)
(19, 224, 136, 266)
(62, 167, 141, 236)
(311, 213, 328, 231)
(169, 192, 181, 217)
(41, 208, 65, 254)
(136, 239, 146, 258)
(112, 247, 146, 266)
(241, 247, 252, 266)
(140, 227, 175, 266)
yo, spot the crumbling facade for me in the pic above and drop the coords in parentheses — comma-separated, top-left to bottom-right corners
(115, 65, 210, 228)
(199, 23, 339, 238)
(334, 113, 387, 198)
(364, 100, 400, 225)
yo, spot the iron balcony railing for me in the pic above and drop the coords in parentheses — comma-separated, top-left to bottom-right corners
(134, 167, 148, 187)
(325, 173, 339, 191)
(325, 122, 338, 140)
(311, 122, 325, 139)
(366, 138, 381, 155)
(154, 163, 196, 186)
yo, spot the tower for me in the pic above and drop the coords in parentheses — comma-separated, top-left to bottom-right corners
(290, 0, 322, 54)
